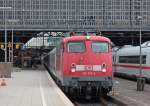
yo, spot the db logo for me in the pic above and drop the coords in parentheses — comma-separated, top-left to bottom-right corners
(85, 66, 92, 70)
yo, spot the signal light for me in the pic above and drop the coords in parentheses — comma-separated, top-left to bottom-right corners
(0, 44, 4, 49)
(15, 44, 20, 49)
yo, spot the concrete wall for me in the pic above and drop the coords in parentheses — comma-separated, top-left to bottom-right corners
(0, 62, 12, 78)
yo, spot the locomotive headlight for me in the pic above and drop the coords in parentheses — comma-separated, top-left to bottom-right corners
(71, 68, 76, 72)
(71, 63, 76, 72)
(101, 63, 107, 72)
(86, 36, 91, 40)
(102, 68, 107, 72)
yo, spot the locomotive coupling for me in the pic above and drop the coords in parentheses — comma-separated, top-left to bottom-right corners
(85, 84, 92, 100)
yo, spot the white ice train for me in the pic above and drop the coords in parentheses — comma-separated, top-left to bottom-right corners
(113, 41, 150, 82)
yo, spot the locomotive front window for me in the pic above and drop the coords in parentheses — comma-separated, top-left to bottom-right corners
(92, 42, 108, 53)
(67, 42, 85, 53)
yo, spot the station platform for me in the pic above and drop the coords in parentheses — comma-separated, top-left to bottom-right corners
(0, 68, 74, 106)
(113, 77, 150, 106)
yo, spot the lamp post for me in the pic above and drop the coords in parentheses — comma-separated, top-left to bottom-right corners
(136, 15, 145, 91)
(138, 16, 142, 78)
(0, 7, 12, 62)
(8, 19, 19, 62)
(22, 9, 25, 30)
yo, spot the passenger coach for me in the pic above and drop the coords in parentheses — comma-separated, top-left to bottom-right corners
(113, 41, 150, 82)
(43, 32, 113, 99)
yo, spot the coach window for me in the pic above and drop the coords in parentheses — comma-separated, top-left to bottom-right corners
(92, 42, 109, 53)
(67, 42, 85, 53)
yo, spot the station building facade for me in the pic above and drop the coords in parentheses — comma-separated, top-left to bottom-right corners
(0, 0, 150, 31)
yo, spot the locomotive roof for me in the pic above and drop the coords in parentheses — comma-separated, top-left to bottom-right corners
(63, 34, 110, 43)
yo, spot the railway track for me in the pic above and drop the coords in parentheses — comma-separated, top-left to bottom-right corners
(74, 95, 127, 106)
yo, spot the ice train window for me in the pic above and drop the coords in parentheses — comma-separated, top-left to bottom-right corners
(119, 55, 146, 64)
(67, 42, 85, 53)
(92, 42, 108, 53)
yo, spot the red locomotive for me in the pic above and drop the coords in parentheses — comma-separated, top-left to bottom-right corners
(43, 32, 113, 99)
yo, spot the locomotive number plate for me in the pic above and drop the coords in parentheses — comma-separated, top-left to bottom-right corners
(76, 65, 101, 71)
(85, 65, 93, 70)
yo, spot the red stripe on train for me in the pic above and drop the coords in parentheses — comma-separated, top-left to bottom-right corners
(113, 64, 150, 69)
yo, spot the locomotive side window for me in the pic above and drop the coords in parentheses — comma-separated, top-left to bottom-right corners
(67, 42, 85, 53)
(92, 42, 108, 53)
(119, 55, 146, 64)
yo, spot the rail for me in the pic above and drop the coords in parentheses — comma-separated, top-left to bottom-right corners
(73, 95, 128, 106)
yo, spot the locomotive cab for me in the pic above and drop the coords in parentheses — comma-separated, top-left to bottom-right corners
(43, 33, 113, 99)
(62, 35, 113, 98)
